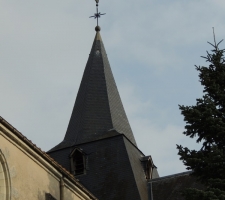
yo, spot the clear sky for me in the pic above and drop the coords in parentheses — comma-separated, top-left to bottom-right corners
(1, 0, 225, 176)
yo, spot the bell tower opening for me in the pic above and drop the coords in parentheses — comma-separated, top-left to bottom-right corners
(70, 149, 85, 176)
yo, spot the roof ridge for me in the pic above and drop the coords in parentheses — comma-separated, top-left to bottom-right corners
(149, 171, 192, 182)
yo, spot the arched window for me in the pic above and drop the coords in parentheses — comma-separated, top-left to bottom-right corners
(0, 150, 11, 200)
(70, 148, 86, 176)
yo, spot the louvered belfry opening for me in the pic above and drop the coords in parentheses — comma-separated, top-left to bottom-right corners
(73, 150, 85, 176)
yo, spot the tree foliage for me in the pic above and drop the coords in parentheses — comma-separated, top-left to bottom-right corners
(177, 39, 225, 200)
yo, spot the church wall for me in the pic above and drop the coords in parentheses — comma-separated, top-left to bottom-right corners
(0, 119, 97, 200)
(0, 127, 59, 199)
(63, 182, 87, 200)
(0, 149, 10, 200)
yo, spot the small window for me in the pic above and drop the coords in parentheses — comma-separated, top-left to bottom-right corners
(70, 149, 86, 176)
(73, 150, 85, 175)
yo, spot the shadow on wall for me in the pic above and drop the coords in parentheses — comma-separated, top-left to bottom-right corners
(37, 172, 58, 200)
(37, 172, 77, 200)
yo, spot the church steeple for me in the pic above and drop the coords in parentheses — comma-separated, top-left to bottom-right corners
(49, 27, 136, 152)
(64, 26, 136, 145)
(48, 4, 159, 200)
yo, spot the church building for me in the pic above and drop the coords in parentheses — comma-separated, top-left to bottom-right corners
(47, 25, 159, 200)
(47, 23, 203, 199)
(0, 2, 204, 199)
(0, 116, 97, 200)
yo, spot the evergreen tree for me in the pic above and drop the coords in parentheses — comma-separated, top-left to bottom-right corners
(177, 39, 225, 200)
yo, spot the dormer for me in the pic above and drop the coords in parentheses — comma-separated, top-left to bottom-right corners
(70, 148, 86, 176)
(141, 155, 159, 180)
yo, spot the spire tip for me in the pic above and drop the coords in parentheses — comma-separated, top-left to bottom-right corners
(95, 26, 101, 32)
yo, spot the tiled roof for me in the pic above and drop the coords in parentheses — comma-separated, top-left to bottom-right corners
(149, 171, 205, 200)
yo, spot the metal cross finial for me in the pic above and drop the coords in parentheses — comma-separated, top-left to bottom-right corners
(89, 0, 106, 26)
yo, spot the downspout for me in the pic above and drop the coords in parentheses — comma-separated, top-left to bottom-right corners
(148, 181, 153, 200)
(60, 177, 64, 200)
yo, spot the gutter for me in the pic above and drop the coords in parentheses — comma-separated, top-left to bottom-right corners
(60, 177, 64, 200)
(148, 181, 153, 200)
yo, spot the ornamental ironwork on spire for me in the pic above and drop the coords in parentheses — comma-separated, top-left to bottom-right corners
(89, 0, 106, 26)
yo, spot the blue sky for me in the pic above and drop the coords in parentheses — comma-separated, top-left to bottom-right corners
(1, 0, 225, 176)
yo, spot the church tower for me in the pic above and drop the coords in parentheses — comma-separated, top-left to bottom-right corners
(48, 3, 159, 199)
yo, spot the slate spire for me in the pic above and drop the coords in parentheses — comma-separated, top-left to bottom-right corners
(49, 27, 136, 152)
(47, 26, 160, 200)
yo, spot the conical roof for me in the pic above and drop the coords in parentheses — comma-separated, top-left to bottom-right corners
(49, 27, 136, 152)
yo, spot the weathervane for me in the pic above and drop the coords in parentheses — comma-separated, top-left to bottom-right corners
(89, 0, 106, 26)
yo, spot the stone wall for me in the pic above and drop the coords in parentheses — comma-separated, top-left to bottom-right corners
(0, 118, 97, 200)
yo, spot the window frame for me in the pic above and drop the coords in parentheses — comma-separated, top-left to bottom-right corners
(70, 148, 86, 176)
(0, 150, 11, 200)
